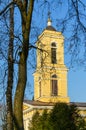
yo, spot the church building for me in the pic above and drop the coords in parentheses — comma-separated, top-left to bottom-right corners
(23, 18, 86, 130)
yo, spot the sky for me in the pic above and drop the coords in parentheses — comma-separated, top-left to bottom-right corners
(68, 69, 86, 102)
(0, 0, 86, 103)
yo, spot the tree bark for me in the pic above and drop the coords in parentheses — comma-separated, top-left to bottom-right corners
(6, 5, 14, 130)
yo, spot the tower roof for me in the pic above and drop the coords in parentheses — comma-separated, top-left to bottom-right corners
(45, 18, 56, 31)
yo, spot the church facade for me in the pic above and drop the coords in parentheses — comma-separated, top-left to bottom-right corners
(23, 19, 86, 130)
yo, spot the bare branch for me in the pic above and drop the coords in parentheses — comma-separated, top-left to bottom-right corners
(0, 2, 14, 15)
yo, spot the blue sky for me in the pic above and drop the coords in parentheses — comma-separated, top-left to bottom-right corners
(68, 69, 86, 102)
(0, 0, 86, 103)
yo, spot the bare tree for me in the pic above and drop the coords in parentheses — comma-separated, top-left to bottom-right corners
(6, 4, 14, 130)
(0, 0, 34, 130)
(0, 0, 86, 130)
(59, 0, 86, 68)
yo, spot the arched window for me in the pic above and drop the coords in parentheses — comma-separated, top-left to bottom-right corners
(51, 74, 58, 96)
(51, 42, 57, 64)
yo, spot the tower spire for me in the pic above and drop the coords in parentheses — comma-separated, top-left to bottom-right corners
(47, 11, 52, 26)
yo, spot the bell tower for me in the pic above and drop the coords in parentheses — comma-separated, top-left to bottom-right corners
(34, 18, 70, 103)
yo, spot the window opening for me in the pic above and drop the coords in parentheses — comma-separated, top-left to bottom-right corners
(39, 77, 41, 97)
(51, 74, 58, 96)
(51, 42, 57, 64)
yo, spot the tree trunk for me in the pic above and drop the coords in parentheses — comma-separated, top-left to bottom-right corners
(13, 1, 34, 130)
(14, 53, 27, 130)
(6, 5, 14, 130)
